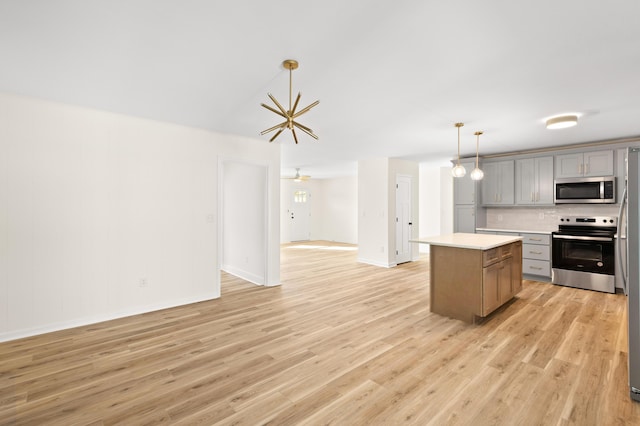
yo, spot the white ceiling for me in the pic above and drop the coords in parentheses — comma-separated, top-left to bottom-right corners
(1, 0, 639, 178)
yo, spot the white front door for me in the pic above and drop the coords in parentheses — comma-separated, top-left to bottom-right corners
(290, 189, 310, 241)
(396, 175, 412, 264)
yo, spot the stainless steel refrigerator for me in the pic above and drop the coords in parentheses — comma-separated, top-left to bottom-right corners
(620, 147, 640, 402)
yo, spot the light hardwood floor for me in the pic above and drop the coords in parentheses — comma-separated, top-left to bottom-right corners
(1, 241, 639, 425)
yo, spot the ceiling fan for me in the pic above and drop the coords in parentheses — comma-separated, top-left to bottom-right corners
(282, 168, 311, 182)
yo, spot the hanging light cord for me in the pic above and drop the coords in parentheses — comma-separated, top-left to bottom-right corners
(288, 67, 292, 112)
(456, 123, 463, 165)
(475, 131, 482, 168)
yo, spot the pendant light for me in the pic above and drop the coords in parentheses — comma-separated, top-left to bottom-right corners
(470, 131, 484, 181)
(451, 122, 466, 178)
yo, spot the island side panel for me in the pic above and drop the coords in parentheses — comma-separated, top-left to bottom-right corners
(429, 245, 483, 323)
(512, 241, 523, 295)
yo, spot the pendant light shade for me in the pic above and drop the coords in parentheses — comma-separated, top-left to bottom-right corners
(452, 163, 467, 178)
(451, 122, 466, 178)
(470, 131, 484, 181)
(470, 167, 484, 180)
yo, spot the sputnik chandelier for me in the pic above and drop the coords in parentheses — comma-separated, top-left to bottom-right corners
(260, 59, 319, 144)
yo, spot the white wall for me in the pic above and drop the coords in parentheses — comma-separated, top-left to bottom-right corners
(358, 158, 418, 267)
(315, 176, 358, 244)
(280, 176, 358, 244)
(0, 92, 280, 342)
(222, 161, 267, 285)
(440, 166, 454, 234)
(419, 164, 441, 253)
(357, 158, 390, 266)
(418, 164, 454, 253)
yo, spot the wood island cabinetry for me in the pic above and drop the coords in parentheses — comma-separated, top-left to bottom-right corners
(414, 233, 523, 323)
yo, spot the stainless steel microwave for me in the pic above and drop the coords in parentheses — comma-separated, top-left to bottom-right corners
(554, 176, 616, 204)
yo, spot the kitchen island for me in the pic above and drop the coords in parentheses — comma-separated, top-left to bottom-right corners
(413, 233, 523, 323)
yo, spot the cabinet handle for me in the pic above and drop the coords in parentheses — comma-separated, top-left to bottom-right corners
(579, 163, 583, 174)
(536, 192, 540, 202)
(531, 192, 534, 202)
(529, 266, 543, 270)
(529, 238, 542, 241)
(529, 251, 543, 255)
(586, 163, 590, 174)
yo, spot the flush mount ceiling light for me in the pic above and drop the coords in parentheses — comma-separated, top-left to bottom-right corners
(470, 131, 484, 181)
(546, 114, 578, 129)
(260, 59, 319, 144)
(451, 122, 466, 178)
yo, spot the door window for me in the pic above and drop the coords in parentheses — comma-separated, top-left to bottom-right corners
(294, 191, 308, 203)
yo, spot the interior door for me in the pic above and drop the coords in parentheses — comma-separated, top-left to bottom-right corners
(290, 189, 310, 241)
(396, 175, 412, 264)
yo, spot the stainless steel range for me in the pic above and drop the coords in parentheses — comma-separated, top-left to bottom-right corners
(551, 215, 617, 293)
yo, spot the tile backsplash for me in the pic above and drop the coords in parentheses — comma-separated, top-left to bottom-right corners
(484, 205, 621, 232)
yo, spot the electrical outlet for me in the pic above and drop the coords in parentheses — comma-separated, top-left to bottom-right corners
(498, 214, 503, 222)
(139, 278, 147, 288)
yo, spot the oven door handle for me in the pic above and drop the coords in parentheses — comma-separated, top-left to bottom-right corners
(552, 234, 613, 242)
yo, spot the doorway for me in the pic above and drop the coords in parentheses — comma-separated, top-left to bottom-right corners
(396, 174, 412, 264)
(289, 189, 310, 241)
(220, 160, 269, 288)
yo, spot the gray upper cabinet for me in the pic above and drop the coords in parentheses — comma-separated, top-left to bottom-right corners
(482, 160, 514, 205)
(453, 161, 477, 233)
(454, 161, 476, 205)
(555, 150, 614, 178)
(515, 156, 554, 205)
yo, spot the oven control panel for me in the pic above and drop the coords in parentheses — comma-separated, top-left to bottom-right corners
(558, 216, 617, 227)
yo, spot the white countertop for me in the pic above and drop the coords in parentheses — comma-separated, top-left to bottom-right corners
(412, 233, 523, 250)
(476, 227, 552, 235)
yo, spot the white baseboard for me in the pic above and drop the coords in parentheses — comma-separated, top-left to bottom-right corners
(357, 257, 396, 268)
(221, 264, 265, 286)
(0, 292, 218, 343)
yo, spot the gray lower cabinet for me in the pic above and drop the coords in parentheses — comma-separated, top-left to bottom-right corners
(454, 205, 475, 233)
(521, 233, 551, 278)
